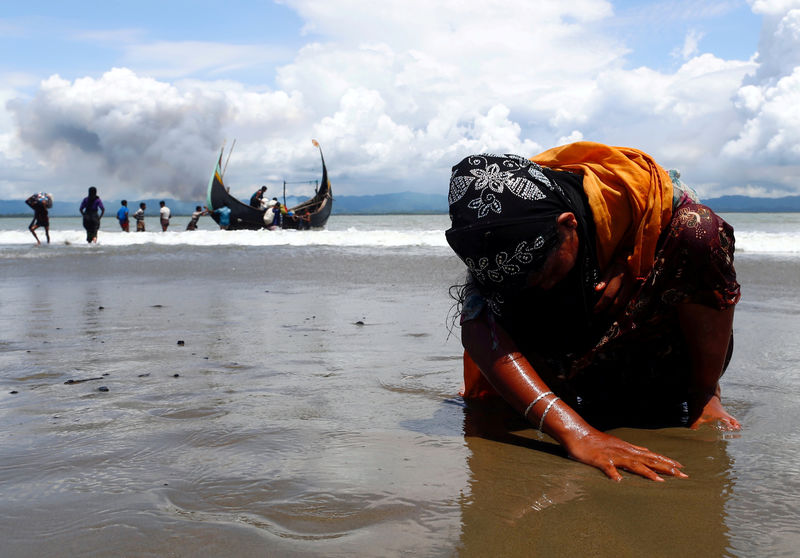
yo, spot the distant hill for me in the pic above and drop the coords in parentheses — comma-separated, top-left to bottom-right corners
(699, 195, 800, 212)
(331, 192, 449, 214)
(2, 192, 799, 216)
(328, 192, 800, 214)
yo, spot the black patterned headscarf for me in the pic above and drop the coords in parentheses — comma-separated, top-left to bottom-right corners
(445, 153, 599, 314)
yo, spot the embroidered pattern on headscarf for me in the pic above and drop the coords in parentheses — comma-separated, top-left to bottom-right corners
(448, 154, 553, 219)
(465, 236, 546, 285)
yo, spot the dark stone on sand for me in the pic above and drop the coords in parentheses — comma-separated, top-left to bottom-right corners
(138, 373, 150, 377)
(10, 390, 18, 394)
(355, 320, 365, 326)
(151, 304, 164, 308)
(98, 306, 104, 310)
(177, 340, 185, 346)
(98, 386, 109, 392)
(64, 376, 104, 385)
(173, 374, 180, 377)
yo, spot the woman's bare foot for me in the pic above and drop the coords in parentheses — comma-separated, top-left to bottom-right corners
(689, 394, 740, 431)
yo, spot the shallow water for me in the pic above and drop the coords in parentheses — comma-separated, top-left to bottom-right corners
(1, 216, 799, 557)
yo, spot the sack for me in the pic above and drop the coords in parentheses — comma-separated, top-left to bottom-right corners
(36, 192, 53, 208)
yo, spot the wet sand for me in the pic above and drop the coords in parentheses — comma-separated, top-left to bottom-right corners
(1, 246, 799, 557)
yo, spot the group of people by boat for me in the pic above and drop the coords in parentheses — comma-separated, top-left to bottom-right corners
(245, 186, 300, 228)
(115, 199, 174, 233)
(23, 183, 324, 244)
(25, 140, 333, 244)
(24, 187, 221, 245)
(205, 139, 332, 231)
(22, 139, 333, 244)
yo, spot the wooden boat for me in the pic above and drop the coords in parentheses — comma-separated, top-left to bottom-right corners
(206, 140, 332, 230)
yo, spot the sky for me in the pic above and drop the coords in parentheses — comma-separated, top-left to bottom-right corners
(2, 0, 800, 202)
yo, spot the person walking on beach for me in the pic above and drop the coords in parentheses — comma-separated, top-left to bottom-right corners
(159, 201, 171, 231)
(116, 200, 130, 232)
(186, 206, 208, 230)
(447, 143, 741, 482)
(133, 202, 146, 231)
(79, 187, 104, 243)
(25, 192, 52, 245)
(250, 186, 267, 208)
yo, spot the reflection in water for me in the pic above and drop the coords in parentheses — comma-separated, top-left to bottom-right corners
(458, 399, 735, 557)
(80, 284, 102, 338)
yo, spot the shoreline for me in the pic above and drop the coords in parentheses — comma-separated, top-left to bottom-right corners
(1, 233, 799, 556)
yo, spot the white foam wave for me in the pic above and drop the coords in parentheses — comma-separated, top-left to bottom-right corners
(0, 227, 451, 248)
(0, 227, 797, 254)
(734, 231, 800, 254)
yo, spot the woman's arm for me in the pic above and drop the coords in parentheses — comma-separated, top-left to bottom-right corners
(462, 311, 688, 481)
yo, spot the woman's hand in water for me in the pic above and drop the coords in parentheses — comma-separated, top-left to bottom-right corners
(593, 259, 636, 317)
(563, 428, 688, 482)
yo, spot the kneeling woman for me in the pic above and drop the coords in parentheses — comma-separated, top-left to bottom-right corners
(447, 143, 741, 482)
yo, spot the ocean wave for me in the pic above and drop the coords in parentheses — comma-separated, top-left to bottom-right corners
(0, 227, 797, 254)
(0, 228, 451, 249)
(734, 231, 800, 254)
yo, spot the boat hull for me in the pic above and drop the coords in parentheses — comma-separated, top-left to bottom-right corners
(206, 143, 332, 231)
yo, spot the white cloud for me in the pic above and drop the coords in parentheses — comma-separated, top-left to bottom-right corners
(122, 41, 294, 79)
(673, 29, 705, 60)
(7, 68, 299, 200)
(4, 0, 800, 201)
(717, 6, 800, 193)
(723, 67, 800, 160)
(558, 130, 585, 145)
(748, 0, 800, 15)
(74, 28, 147, 44)
(725, 183, 798, 197)
(749, 6, 800, 82)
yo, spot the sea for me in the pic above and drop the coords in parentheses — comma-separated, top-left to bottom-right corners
(1, 212, 799, 557)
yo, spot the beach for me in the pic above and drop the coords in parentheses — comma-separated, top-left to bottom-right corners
(1, 214, 799, 557)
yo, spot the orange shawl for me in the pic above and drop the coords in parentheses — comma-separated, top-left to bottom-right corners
(532, 142, 673, 279)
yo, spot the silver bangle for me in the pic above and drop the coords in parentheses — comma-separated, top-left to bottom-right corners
(524, 391, 554, 420)
(538, 397, 561, 432)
